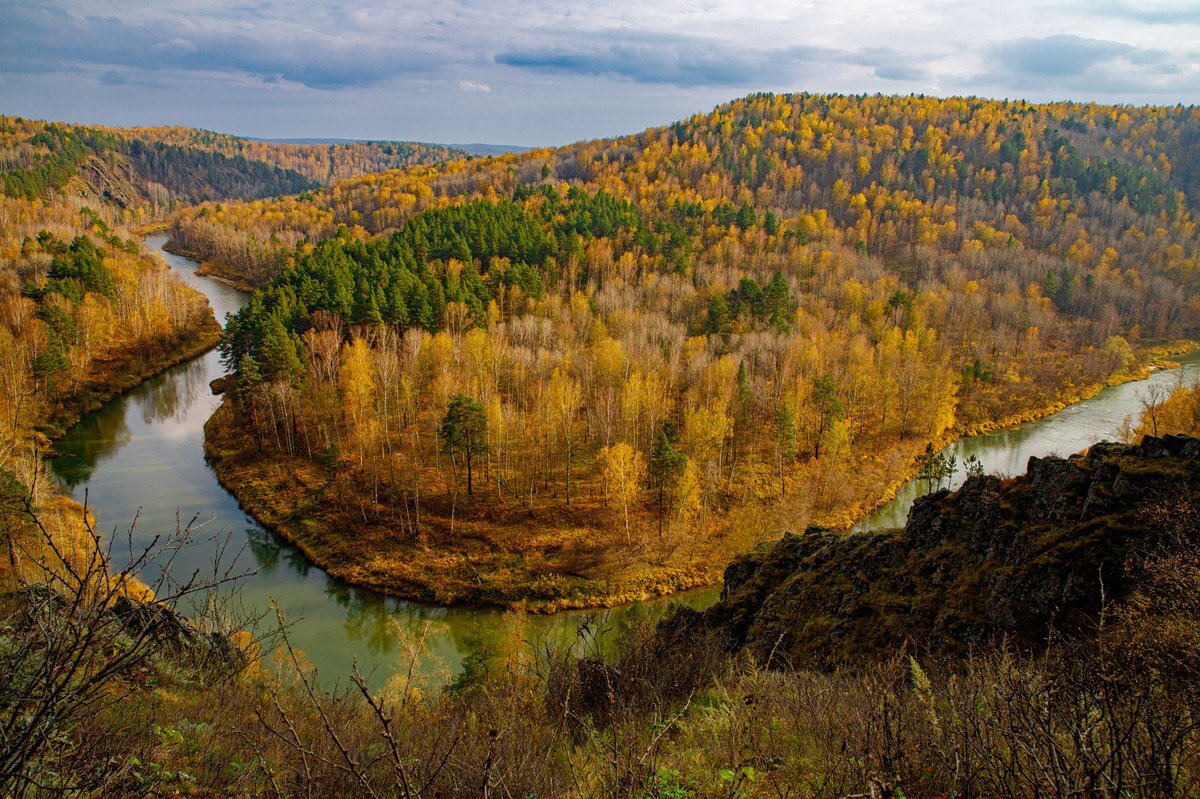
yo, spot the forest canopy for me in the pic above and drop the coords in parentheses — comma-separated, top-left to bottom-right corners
(198, 92, 1200, 607)
(0, 116, 464, 209)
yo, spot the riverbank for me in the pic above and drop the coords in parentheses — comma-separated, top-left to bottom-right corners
(7, 244, 221, 594)
(202, 400, 719, 612)
(833, 341, 1198, 532)
(202, 339, 1194, 612)
(955, 341, 1197, 439)
(40, 315, 221, 444)
(18, 315, 219, 588)
(162, 236, 261, 294)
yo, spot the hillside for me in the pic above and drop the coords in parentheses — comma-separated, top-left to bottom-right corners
(0, 117, 463, 211)
(122, 126, 467, 186)
(0, 194, 221, 591)
(183, 93, 1199, 608)
(173, 93, 1200, 294)
(665, 434, 1200, 669)
(0, 114, 463, 602)
(0, 119, 343, 594)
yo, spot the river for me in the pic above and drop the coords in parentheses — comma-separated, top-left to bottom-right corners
(50, 236, 714, 686)
(50, 236, 1198, 685)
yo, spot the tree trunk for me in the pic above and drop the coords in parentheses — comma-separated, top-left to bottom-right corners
(466, 438, 474, 496)
(565, 433, 572, 507)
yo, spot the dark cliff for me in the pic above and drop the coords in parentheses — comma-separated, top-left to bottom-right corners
(666, 435, 1200, 669)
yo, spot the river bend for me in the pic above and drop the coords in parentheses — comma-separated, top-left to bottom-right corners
(50, 236, 1198, 683)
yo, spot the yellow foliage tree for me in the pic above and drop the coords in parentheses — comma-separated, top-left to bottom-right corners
(599, 442, 647, 545)
(548, 366, 582, 505)
(339, 339, 377, 465)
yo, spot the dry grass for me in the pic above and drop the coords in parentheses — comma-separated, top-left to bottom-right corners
(8, 477, 1200, 798)
(28, 596, 1199, 799)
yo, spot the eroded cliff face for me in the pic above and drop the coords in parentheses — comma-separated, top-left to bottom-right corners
(666, 436, 1200, 670)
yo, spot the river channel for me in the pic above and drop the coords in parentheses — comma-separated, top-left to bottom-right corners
(49, 236, 1198, 684)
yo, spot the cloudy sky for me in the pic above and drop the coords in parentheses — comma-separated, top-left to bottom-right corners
(2, 0, 1198, 147)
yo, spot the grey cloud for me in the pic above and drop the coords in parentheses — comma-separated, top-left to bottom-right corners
(496, 30, 839, 87)
(978, 34, 1196, 97)
(0, 55, 77, 75)
(0, 0, 439, 89)
(495, 31, 925, 88)
(874, 64, 927, 81)
(991, 34, 1174, 78)
(3, 0, 1200, 146)
(1090, 2, 1200, 25)
(850, 49, 931, 82)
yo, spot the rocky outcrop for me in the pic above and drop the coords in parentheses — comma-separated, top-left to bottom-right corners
(3, 584, 245, 669)
(665, 436, 1200, 669)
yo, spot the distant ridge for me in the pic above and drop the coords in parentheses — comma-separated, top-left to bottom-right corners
(453, 143, 531, 157)
(247, 137, 364, 146)
(0, 117, 467, 203)
(249, 137, 531, 157)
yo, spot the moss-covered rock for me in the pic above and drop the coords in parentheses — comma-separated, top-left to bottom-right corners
(668, 435, 1200, 669)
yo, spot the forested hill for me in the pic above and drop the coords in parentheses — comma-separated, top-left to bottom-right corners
(120, 126, 467, 187)
(0, 116, 463, 210)
(194, 93, 1199, 608)
(175, 93, 1200, 309)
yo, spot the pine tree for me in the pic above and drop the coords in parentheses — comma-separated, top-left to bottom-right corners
(441, 394, 489, 496)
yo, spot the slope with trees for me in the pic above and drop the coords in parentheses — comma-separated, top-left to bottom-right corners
(0, 190, 221, 588)
(195, 93, 1199, 608)
(0, 116, 463, 218)
(0, 119, 372, 590)
(122, 126, 466, 186)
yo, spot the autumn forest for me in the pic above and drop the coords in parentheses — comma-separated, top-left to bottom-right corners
(175, 94, 1199, 606)
(4, 84, 1200, 797)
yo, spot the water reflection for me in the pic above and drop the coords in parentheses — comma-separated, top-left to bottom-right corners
(52, 406, 133, 490)
(49, 240, 715, 687)
(242, 524, 282, 574)
(139, 358, 208, 426)
(243, 523, 316, 578)
(53, 358, 215, 492)
(326, 581, 400, 655)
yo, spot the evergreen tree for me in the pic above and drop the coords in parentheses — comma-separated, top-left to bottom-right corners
(649, 421, 687, 533)
(441, 394, 489, 496)
(774, 401, 797, 497)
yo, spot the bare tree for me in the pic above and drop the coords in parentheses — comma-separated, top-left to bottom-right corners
(1140, 383, 1169, 438)
(0, 496, 261, 799)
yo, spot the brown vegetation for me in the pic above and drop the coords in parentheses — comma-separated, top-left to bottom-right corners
(5, 486, 1200, 798)
(665, 435, 1200, 669)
